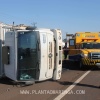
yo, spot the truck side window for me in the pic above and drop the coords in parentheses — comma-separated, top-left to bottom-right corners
(69, 39, 75, 46)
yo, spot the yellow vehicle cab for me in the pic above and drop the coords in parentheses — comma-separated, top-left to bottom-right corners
(68, 32, 100, 68)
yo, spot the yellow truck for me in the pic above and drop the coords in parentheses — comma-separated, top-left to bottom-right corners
(68, 32, 100, 68)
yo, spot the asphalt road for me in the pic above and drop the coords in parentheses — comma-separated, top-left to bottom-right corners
(0, 60, 100, 100)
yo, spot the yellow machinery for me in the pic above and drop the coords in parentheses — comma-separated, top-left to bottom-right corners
(68, 32, 100, 68)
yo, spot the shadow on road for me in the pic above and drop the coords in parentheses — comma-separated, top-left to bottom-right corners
(58, 81, 100, 89)
(62, 60, 100, 71)
(0, 77, 13, 85)
(0, 77, 33, 87)
(62, 60, 80, 70)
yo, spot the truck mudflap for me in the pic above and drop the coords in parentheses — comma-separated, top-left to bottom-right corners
(82, 58, 100, 66)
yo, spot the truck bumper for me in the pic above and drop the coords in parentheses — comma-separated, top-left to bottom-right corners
(82, 58, 100, 66)
(96, 63, 100, 68)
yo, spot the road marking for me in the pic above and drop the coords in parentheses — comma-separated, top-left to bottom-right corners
(54, 70, 91, 100)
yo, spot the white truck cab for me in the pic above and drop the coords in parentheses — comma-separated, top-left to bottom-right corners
(2, 28, 62, 84)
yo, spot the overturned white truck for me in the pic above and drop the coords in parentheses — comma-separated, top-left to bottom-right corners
(2, 28, 62, 84)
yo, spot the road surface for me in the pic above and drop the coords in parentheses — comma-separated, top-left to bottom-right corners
(0, 60, 100, 100)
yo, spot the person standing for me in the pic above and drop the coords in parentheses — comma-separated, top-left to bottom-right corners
(63, 43, 69, 60)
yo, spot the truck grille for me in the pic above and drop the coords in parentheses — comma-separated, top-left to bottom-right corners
(90, 53, 100, 60)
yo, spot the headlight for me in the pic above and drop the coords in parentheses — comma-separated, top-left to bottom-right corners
(81, 53, 88, 57)
(84, 54, 88, 57)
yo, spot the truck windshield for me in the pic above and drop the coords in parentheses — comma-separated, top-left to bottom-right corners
(81, 43, 100, 49)
(17, 31, 38, 81)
